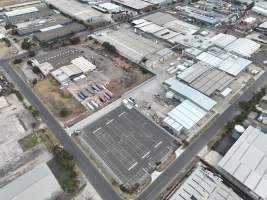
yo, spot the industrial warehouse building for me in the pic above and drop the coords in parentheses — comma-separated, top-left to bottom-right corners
(33, 23, 86, 45)
(163, 100, 208, 135)
(219, 126, 267, 200)
(44, 0, 109, 25)
(164, 77, 216, 111)
(0, 163, 62, 200)
(169, 163, 243, 200)
(51, 56, 96, 85)
(92, 28, 164, 63)
(163, 77, 216, 135)
(112, 0, 153, 12)
(177, 62, 234, 96)
(196, 47, 252, 76)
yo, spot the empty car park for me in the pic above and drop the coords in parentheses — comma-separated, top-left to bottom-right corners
(80, 105, 177, 186)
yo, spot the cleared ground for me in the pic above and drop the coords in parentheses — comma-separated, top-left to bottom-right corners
(80, 105, 177, 185)
(34, 76, 87, 126)
(0, 41, 17, 59)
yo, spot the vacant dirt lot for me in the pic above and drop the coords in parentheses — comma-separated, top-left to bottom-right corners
(0, 41, 17, 59)
(34, 77, 88, 126)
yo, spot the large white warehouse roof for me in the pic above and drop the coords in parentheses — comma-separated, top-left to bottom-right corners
(219, 126, 267, 200)
(167, 100, 207, 130)
(5, 7, 38, 17)
(164, 77, 216, 111)
(0, 163, 62, 200)
(210, 33, 237, 48)
(225, 38, 260, 58)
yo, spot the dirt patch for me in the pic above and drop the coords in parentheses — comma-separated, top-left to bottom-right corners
(0, 41, 17, 59)
(157, 153, 176, 172)
(34, 76, 87, 126)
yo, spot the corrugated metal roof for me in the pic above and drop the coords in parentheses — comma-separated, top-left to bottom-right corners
(210, 33, 237, 48)
(166, 100, 207, 130)
(219, 126, 267, 200)
(0, 163, 61, 200)
(5, 7, 38, 17)
(169, 164, 243, 200)
(165, 77, 216, 111)
(225, 38, 260, 58)
(71, 56, 96, 73)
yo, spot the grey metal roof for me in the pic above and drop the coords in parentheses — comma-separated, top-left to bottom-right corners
(0, 163, 62, 200)
(34, 23, 86, 42)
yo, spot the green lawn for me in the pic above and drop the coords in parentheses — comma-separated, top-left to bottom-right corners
(19, 133, 39, 151)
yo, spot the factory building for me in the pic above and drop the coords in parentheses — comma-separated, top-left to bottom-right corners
(0, 163, 62, 200)
(219, 126, 267, 200)
(169, 163, 243, 200)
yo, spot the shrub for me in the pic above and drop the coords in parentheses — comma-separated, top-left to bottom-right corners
(60, 107, 70, 118)
(13, 59, 22, 64)
(102, 42, 117, 54)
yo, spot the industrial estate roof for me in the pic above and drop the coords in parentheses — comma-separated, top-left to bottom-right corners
(169, 163, 243, 200)
(92, 29, 163, 63)
(71, 57, 96, 73)
(164, 19, 200, 35)
(178, 62, 234, 96)
(143, 12, 176, 26)
(5, 6, 38, 17)
(210, 33, 237, 48)
(0, 163, 62, 200)
(225, 38, 260, 58)
(34, 23, 86, 43)
(197, 48, 252, 76)
(164, 77, 216, 111)
(44, 0, 107, 23)
(112, 0, 152, 10)
(166, 100, 207, 130)
(219, 126, 267, 200)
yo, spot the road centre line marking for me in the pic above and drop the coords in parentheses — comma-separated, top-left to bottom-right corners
(154, 141, 162, 148)
(118, 112, 126, 117)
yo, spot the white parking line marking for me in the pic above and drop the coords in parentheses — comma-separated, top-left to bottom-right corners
(128, 162, 138, 171)
(93, 127, 101, 134)
(118, 112, 126, 117)
(154, 141, 162, 148)
(106, 119, 114, 125)
(142, 151, 151, 159)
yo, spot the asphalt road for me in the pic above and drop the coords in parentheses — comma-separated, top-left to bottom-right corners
(0, 60, 121, 200)
(137, 70, 267, 200)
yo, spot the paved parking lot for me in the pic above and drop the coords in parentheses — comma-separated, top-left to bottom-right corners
(35, 47, 83, 68)
(80, 105, 177, 185)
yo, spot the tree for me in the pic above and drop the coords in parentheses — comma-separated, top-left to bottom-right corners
(70, 37, 80, 45)
(32, 78, 38, 86)
(53, 145, 74, 169)
(13, 59, 22, 64)
(63, 177, 80, 194)
(102, 42, 117, 54)
(32, 66, 41, 74)
(60, 107, 70, 118)
(21, 38, 31, 49)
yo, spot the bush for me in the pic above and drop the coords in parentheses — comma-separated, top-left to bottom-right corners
(12, 89, 24, 101)
(1, 38, 11, 47)
(53, 145, 74, 169)
(60, 107, 70, 118)
(32, 66, 41, 74)
(102, 42, 117, 54)
(63, 177, 80, 194)
(13, 59, 22, 64)
(21, 38, 31, 49)
(70, 37, 80, 45)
